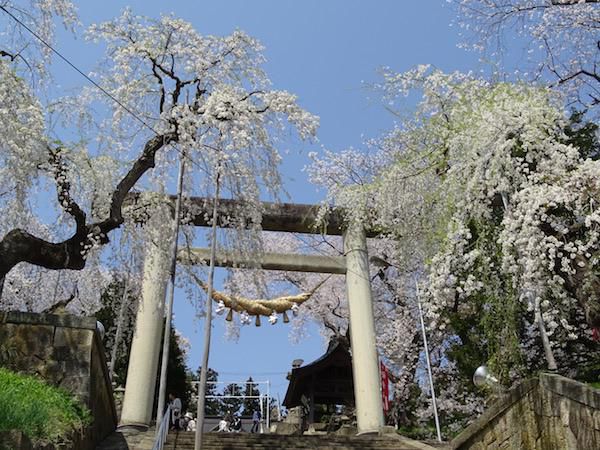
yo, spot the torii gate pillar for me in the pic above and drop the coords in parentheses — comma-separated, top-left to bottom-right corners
(343, 221, 385, 434)
(120, 219, 171, 429)
(120, 194, 385, 433)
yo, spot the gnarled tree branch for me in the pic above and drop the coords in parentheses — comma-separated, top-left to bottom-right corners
(0, 131, 178, 280)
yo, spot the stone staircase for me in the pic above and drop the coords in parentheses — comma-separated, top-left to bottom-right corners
(169, 431, 440, 450)
(97, 430, 439, 450)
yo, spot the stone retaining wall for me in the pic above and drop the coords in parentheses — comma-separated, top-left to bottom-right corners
(0, 311, 118, 449)
(451, 373, 600, 450)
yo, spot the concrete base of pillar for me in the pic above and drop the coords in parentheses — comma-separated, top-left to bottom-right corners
(116, 423, 149, 432)
(356, 429, 380, 436)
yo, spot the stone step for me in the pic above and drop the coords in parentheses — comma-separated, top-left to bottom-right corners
(163, 431, 427, 450)
(97, 430, 439, 450)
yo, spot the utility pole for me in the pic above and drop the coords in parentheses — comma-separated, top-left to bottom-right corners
(156, 152, 186, 430)
(195, 169, 221, 450)
(416, 281, 442, 443)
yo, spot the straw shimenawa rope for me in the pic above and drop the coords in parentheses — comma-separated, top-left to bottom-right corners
(187, 271, 330, 316)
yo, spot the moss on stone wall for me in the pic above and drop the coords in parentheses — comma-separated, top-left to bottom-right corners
(0, 368, 90, 446)
(0, 311, 118, 449)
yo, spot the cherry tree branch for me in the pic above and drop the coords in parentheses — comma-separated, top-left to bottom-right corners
(150, 61, 166, 113)
(556, 68, 600, 85)
(0, 131, 178, 279)
(551, 0, 598, 4)
(0, 49, 16, 60)
(47, 146, 86, 231)
(100, 131, 178, 233)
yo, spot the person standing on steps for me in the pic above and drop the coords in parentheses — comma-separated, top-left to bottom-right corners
(168, 393, 182, 430)
(251, 409, 261, 433)
(218, 416, 230, 432)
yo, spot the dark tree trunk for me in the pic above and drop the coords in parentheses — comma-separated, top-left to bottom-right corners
(0, 132, 177, 281)
(0, 228, 88, 276)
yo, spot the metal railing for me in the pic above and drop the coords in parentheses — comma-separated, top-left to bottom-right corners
(152, 405, 171, 450)
(191, 380, 271, 431)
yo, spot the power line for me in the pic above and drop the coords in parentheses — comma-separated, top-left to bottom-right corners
(0, 6, 152, 133)
(2, 6, 378, 285)
(0, 5, 210, 176)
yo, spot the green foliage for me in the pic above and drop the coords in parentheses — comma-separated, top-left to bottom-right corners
(443, 218, 525, 384)
(431, 107, 600, 383)
(241, 377, 260, 416)
(96, 281, 192, 414)
(563, 110, 600, 161)
(190, 367, 222, 416)
(163, 327, 192, 410)
(190, 369, 263, 417)
(205, 368, 223, 416)
(0, 368, 90, 445)
(576, 361, 600, 384)
(95, 277, 137, 386)
(188, 367, 224, 417)
(220, 382, 244, 415)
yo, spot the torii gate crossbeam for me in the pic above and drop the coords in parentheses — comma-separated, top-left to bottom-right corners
(119, 196, 384, 435)
(178, 248, 347, 274)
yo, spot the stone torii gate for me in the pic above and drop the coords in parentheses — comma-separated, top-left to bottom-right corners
(119, 197, 385, 434)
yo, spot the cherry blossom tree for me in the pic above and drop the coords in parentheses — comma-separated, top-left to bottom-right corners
(0, 0, 77, 72)
(0, 6, 317, 304)
(309, 65, 600, 434)
(0, 0, 89, 304)
(452, 0, 600, 111)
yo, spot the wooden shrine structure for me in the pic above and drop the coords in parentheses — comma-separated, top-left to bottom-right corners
(283, 338, 354, 424)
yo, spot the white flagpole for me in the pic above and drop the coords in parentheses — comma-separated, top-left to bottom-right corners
(415, 281, 442, 442)
(156, 151, 186, 430)
(195, 168, 221, 450)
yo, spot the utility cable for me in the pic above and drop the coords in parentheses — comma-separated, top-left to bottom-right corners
(1, 5, 382, 297)
(0, 5, 212, 177)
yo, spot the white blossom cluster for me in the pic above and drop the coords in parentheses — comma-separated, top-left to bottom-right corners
(418, 74, 600, 370)
(1, 4, 318, 332)
(310, 66, 600, 431)
(1, 253, 110, 315)
(0, 0, 77, 75)
(453, 0, 600, 113)
(500, 160, 600, 325)
(0, 60, 46, 210)
(79, 11, 320, 284)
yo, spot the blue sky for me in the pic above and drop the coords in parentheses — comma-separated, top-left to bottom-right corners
(49, 1, 485, 407)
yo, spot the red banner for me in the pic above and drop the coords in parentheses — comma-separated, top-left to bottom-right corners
(381, 361, 389, 414)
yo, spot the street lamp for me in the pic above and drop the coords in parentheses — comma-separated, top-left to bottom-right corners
(473, 365, 501, 389)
